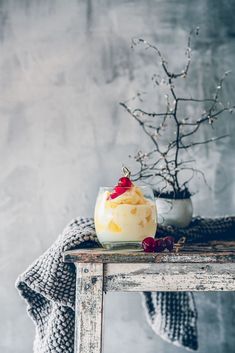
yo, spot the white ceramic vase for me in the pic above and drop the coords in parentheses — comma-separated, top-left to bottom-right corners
(155, 197, 193, 228)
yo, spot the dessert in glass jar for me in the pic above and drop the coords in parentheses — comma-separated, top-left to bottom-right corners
(94, 168, 157, 249)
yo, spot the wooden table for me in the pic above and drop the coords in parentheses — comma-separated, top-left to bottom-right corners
(63, 241, 235, 353)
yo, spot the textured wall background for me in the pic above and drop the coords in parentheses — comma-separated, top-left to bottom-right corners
(0, 0, 234, 352)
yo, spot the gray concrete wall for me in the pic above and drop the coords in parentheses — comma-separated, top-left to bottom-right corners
(0, 1, 234, 352)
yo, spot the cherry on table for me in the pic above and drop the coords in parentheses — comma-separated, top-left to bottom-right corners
(155, 238, 166, 252)
(163, 236, 175, 251)
(142, 237, 156, 253)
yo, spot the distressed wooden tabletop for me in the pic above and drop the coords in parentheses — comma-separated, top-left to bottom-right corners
(63, 241, 235, 264)
(64, 241, 235, 353)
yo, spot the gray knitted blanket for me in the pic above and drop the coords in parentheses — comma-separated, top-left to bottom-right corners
(20, 216, 235, 353)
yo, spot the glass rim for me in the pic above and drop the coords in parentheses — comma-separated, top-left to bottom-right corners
(98, 185, 154, 190)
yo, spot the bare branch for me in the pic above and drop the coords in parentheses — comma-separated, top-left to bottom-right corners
(132, 108, 174, 118)
(131, 27, 199, 80)
(179, 135, 229, 149)
(121, 29, 234, 196)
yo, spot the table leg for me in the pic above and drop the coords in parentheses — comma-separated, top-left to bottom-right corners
(75, 263, 104, 353)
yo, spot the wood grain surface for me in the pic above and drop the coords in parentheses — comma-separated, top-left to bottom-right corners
(64, 241, 235, 264)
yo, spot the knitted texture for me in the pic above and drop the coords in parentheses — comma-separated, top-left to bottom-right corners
(157, 216, 235, 243)
(16, 216, 234, 352)
(142, 292, 197, 349)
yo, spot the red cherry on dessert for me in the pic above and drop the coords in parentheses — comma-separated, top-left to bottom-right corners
(118, 177, 132, 188)
(142, 237, 156, 253)
(155, 238, 166, 252)
(109, 176, 132, 200)
(109, 186, 127, 199)
(164, 236, 175, 251)
(109, 191, 120, 199)
(114, 186, 126, 195)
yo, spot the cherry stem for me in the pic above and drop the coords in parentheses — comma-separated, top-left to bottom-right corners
(122, 166, 131, 178)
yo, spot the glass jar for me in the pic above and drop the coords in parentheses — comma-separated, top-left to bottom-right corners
(94, 186, 157, 250)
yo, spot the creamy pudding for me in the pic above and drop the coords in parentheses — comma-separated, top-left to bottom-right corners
(94, 177, 157, 249)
